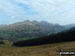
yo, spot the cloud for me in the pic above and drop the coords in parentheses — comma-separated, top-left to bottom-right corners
(0, 0, 75, 25)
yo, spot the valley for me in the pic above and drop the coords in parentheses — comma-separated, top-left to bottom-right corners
(0, 21, 75, 56)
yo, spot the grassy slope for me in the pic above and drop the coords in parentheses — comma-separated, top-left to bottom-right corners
(0, 41, 75, 56)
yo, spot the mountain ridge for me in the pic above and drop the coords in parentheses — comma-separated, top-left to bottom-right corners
(0, 20, 64, 42)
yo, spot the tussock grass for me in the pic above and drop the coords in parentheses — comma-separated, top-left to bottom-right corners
(0, 41, 75, 56)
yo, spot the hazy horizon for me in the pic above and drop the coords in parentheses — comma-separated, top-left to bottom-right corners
(0, 0, 75, 25)
(0, 20, 75, 26)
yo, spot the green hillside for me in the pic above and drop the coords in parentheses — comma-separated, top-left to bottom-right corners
(0, 25, 75, 56)
(0, 20, 64, 42)
(13, 27, 75, 47)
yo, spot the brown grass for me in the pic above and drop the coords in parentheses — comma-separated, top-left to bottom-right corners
(0, 41, 75, 56)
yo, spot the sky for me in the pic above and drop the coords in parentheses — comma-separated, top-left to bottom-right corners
(0, 0, 75, 25)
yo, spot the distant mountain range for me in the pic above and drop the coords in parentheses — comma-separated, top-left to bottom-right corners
(64, 23, 75, 29)
(0, 20, 64, 42)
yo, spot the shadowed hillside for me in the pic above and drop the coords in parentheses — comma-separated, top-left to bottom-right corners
(0, 38, 4, 44)
(13, 28, 75, 47)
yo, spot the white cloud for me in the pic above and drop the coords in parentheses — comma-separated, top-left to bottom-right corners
(0, 0, 75, 25)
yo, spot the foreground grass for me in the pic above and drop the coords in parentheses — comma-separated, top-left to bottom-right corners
(0, 41, 75, 56)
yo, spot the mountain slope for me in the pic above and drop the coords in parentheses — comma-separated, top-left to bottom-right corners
(0, 20, 64, 42)
(13, 27, 75, 47)
(1, 41, 75, 56)
(64, 23, 75, 29)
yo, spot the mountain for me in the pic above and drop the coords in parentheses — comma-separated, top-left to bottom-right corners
(13, 27, 75, 47)
(64, 23, 75, 29)
(0, 20, 64, 42)
(0, 25, 7, 28)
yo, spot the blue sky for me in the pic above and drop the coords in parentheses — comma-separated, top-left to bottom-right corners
(0, 0, 75, 25)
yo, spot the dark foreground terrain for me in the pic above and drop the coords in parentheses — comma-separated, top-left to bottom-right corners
(0, 41, 75, 56)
